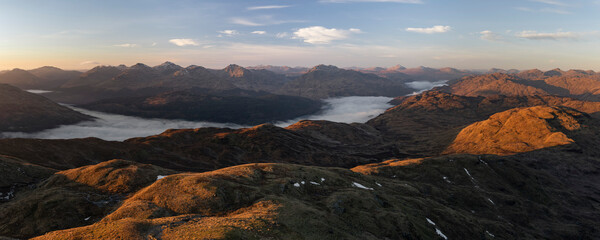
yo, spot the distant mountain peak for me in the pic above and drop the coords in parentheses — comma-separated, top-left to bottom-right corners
(223, 64, 249, 77)
(388, 65, 406, 71)
(154, 61, 182, 72)
(309, 64, 340, 72)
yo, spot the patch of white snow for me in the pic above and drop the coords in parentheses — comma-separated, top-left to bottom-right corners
(293, 183, 301, 187)
(426, 218, 436, 226)
(310, 181, 320, 185)
(436, 228, 448, 240)
(352, 182, 374, 190)
(156, 175, 167, 180)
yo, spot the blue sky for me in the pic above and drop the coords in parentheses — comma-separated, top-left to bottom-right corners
(1, 0, 599, 70)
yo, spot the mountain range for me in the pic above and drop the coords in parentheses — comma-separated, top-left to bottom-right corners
(2, 63, 600, 239)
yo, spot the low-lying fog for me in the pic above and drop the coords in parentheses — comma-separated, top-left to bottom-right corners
(2, 81, 446, 141)
(0, 96, 393, 141)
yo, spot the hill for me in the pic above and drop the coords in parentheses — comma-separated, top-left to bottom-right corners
(80, 88, 322, 125)
(9, 151, 596, 239)
(444, 106, 590, 155)
(278, 65, 412, 99)
(439, 70, 600, 101)
(367, 91, 600, 156)
(0, 84, 92, 132)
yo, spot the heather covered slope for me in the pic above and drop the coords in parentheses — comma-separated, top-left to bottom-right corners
(444, 106, 589, 155)
(439, 70, 600, 101)
(0, 84, 92, 132)
(25, 152, 600, 239)
(0, 159, 176, 239)
(0, 120, 395, 172)
(367, 91, 600, 156)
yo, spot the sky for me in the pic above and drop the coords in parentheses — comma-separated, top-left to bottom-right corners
(1, 0, 599, 71)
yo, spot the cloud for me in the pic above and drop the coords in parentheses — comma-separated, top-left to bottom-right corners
(80, 61, 100, 65)
(516, 6, 571, 14)
(276, 32, 289, 38)
(320, 0, 422, 3)
(113, 43, 137, 47)
(293, 26, 361, 44)
(251, 31, 266, 35)
(530, 0, 568, 6)
(1, 97, 402, 141)
(218, 30, 239, 37)
(516, 30, 580, 40)
(406, 25, 451, 34)
(231, 18, 263, 26)
(231, 16, 305, 26)
(169, 38, 200, 46)
(247, 5, 290, 10)
(275, 96, 394, 127)
(480, 30, 504, 41)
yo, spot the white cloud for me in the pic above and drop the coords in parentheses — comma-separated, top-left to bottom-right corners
(231, 18, 263, 26)
(321, 0, 422, 3)
(218, 30, 239, 37)
(530, 0, 568, 6)
(276, 32, 289, 38)
(80, 61, 100, 65)
(252, 31, 267, 35)
(516, 6, 571, 14)
(480, 30, 504, 41)
(231, 16, 305, 26)
(168, 38, 199, 47)
(406, 25, 451, 34)
(113, 43, 137, 47)
(293, 26, 361, 44)
(247, 5, 290, 10)
(516, 30, 580, 40)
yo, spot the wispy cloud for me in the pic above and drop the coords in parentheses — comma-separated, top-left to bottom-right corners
(516, 30, 580, 40)
(406, 25, 451, 34)
(321, 0, 423, 3)
(231, 16, 305, 26)
(276, 32, 289, 38)
(480, 30, 504, 42)
(251, 31, 267, 35)
(169, 38, 199, 46)
(530, 0, 568, 6)
(247, 5, 290, 10)
(293, 26, 361, 44)
(80, 61, 100, 65)
(218, 30, 239, 37)
(113, 43, 138, 48)
(231, 18, 263, 26)
(516, 6, 571, 14)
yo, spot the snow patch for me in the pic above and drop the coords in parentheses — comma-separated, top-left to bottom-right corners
(487, 198, 495, 205)
(320, 177, 325, 182)
(301, 181, 305, 185)
(156, 175, 167, 180)
(426, 218, 436, 226)
(435, 228, 448, 240)
(310, 181, 320, 185)
(352, 182, 374, 190)
(293, 183, 301, 187)
(486, 230, 495, 238)
(443, 176, 452, 183)
(84, 217, 91, 221)
(375, 182, 382, 187)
